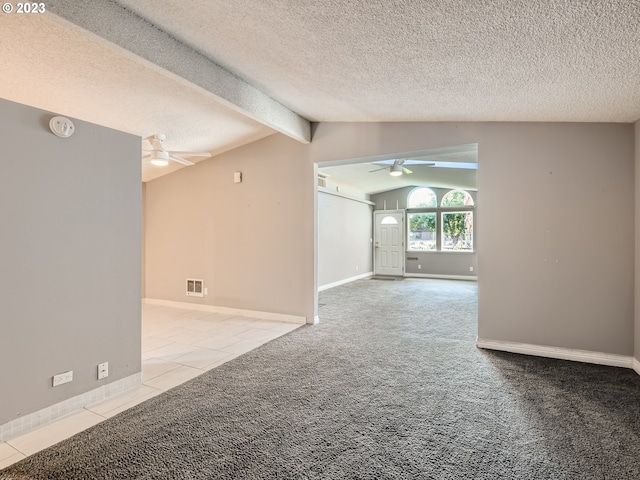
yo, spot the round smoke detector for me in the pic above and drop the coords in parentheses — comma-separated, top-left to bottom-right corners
(49, 116, 75, 138)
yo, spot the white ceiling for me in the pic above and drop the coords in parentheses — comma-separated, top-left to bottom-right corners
(1, 1, 639, 184)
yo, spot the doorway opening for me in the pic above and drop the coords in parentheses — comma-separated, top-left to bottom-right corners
(315, 143, 478, 321)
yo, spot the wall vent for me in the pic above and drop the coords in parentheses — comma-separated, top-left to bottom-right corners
(317, 172, 329, 188)
(186, 278, 204, 297)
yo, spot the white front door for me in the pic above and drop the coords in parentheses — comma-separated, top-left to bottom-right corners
(374, 211, 404, 276)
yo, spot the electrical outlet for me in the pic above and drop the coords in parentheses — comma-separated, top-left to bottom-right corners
(418, 264, 421, 270)
(470, 266, 474, 272)
(98, 362, 109, 380)
(53, 371, 73, 387)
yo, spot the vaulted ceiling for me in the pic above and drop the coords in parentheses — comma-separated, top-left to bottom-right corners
(1, 1, 639, 184)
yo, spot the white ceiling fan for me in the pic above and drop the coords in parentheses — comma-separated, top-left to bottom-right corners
(142, 134, 212, 167)
(369, 158, 436, 176)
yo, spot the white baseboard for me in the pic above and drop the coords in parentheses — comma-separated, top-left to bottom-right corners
(143, 298, 306, 325)
(313, 315, 320, 325)
(0, 373, 141, 443)
(634, 358, 640, 376)
(404, 273, 478, 281)
(476, 338, 634, 369)
(318, 272, 374, 291)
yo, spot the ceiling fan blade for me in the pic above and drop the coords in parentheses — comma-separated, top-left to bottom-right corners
(168, 154, 195, 166)
(369, 166, 388, 173)
(371, 160, 395, 166)
(142, 135, 210, 166)
(403, 159, 436, 166)
(403, 167, 413, 174)
(171, 151, 212, 158)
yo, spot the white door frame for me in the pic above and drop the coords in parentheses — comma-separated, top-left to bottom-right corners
(373, 210, 405, 276)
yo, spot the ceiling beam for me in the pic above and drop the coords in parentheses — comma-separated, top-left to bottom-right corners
(46, 0, 311, 143)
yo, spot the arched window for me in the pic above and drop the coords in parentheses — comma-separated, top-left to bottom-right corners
(380, 216, 398, 225)
(407, 188, 475, 252)
(441, 189, 475, 207)
(407, 187, 437, 208)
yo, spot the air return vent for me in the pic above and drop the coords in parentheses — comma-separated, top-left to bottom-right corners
(317, 172, 329, 188)
(186, 278, 204, 297)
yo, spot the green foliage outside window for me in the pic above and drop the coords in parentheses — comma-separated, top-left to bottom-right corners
(408, 213, 436, 250)
(409, 213, 436, 231)
(441, 190, 472, 207)
(442, 212, 473, 251)
(407, 188, 474, 252)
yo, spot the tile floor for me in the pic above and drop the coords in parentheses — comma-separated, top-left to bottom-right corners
(0, 304, 302, 469)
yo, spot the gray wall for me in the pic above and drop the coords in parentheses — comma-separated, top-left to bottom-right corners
(318, 191, 373, 287)
(0, 99, 142, 425)
(371, 186, 478, 277)
(142, 182, 146, 298)
(636, 120, 640, 363)
(146, 121, 635, 357)
(476, 123, 634, 354)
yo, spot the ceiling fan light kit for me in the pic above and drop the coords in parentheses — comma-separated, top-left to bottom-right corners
(149, 150, 170, 166)
(389, 164, 403, 176)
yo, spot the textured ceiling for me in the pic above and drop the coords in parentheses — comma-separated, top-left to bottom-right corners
(0, 12, 275, 181)
(118, 0, 640, 122)
(1, 1, 639, 184)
